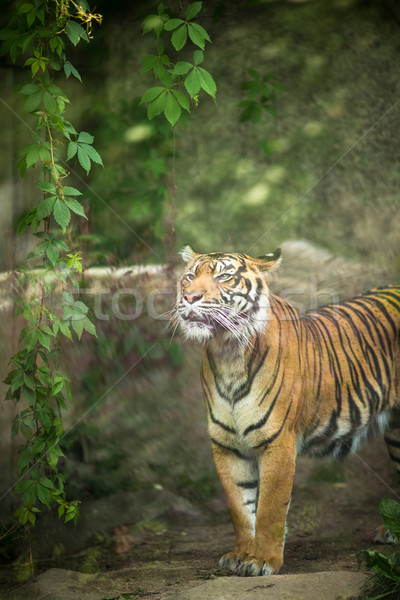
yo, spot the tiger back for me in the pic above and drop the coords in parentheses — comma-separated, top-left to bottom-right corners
(175, 245, 400, 576)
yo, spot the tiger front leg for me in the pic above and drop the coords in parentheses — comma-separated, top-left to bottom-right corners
(211, 443, 260, 574)
(241, 438, 296, 576)
(213, 436, 296, 576)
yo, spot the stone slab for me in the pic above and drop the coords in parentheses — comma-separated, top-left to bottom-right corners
(162, 571, 367, 600)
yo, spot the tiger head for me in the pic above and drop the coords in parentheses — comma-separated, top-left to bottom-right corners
(175, 246, 281, 345)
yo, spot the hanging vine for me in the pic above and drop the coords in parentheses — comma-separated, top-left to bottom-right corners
(0, 0, 102, 536)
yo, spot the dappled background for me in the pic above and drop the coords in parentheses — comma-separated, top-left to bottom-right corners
(1, 0, 400, 589)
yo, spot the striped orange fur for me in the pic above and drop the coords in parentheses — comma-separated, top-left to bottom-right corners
(175, 246, 400, 576)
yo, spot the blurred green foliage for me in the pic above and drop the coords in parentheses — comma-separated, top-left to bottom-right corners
(80, 98, 173, 264)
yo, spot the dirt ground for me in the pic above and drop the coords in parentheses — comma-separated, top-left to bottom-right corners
(0, 435, 397, 600)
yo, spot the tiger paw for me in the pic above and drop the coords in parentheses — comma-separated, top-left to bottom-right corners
(219, 551, 281, 576)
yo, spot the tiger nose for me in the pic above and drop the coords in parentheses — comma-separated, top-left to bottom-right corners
(183, 292, 203, 304)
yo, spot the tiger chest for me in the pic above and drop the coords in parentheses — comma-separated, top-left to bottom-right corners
(202, 371, 280, 454)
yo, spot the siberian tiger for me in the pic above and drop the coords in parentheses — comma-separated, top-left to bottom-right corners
(175, 245, 400, 577)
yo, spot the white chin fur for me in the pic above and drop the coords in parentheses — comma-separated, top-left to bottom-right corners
(182, 321, 214, 343)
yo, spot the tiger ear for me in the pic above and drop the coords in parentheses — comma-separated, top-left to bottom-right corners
(254, 247, 282, 272)
(179, 245, 199, 264)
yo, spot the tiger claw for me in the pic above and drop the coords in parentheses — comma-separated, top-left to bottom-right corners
(219, 552, 276, 576)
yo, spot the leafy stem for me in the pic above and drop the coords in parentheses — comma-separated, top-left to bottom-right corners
(140, 2, 216, 126)
(0, 0, 102, 554)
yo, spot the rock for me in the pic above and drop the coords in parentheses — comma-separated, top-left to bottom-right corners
(161, 571, 367, 600)
(6, 569, 103, 600)
(4, 567, 367, 600)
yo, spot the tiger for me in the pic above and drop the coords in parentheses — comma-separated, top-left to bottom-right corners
(174, 245, 400, 577)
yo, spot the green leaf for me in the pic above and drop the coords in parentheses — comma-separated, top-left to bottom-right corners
(147, 93, 167, 120)
(37, 483, 51, 507)
(140, 86, 165, 104)
(187, 22, 210, 49)
(12, 419, 19, 438)
(27, 8, 37, 28)
(157, 68, 174, 87)
(37, 196, 56, 220)
(164, 18, 184, 31)
(46, 242, 59, 266)
(171, 24, 187, 51)
(172, 61, 192, 75)
(11, 370, 24, 392)
(72, 300, 89, 314)
(26, 145, 40, 167)
(193, 50, 204, 66)
(21, 480, 37, 507)
(15, 480, 33, 494)
(40, 411, 52, 432)
(66, 21, 88, 46)
(24, 91, 42, 113)
(82, 317, 97, 337)
(64, 60, 82, 82)
(142, 14, 165, 37)
(38, 147, 50, 162)
(380, 498, 400, 539)
(22, 384, 35, 406)
(18, 3, 33, 14)
(78, 131, 94, 144)
(53, 199, 71, 232)
(38, 330, 51, 351)
(186, 2, 202, 20)
(164, 93, 181, 126)
(36, 181, 55, 192)
(63, 186, 82, 196)
(43, 90, 56, 113)
(39, 477, 55, 489)
(80, 143, 103, 166)
(141, 54, 158, 74)
(39, 324, 54, 336)
(184, 68, 201, 97)
(197, 67, 217, 98)
(46, 445, 63, 470)
(71, 318, 83, 339)
(171, 90, 190, 112)
(67, 141, 78, 160)
(24, 327, 38, 350)
(241, 104, 262, 124)
(18, 446, 31, 472)
(65, 197, 87, 219)
(19, 83, 40, 95)
(59, 321, 72, 340)
(23, 372, 35, 390)
(51, 378, 64, 395)
(77, 147, 91, 173)
(32, 436, 46, 454)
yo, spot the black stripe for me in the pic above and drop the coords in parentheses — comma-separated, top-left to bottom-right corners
(244, 375, 285, 435)
(362, 296, 397, 338)
(350, 299, 393, 360)
(384, 436, 400, 450)
(376, 290, 400, 313)
(387, 450, 400, 464)
(202, 373, 237, 433)
(254, 398, 293, 450)
(258, 312, 282, 406)
(237, 480, 258, 489)
(211, 438, 250, 460)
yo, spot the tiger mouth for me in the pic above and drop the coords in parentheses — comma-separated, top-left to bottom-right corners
(182, 313, 213, 326)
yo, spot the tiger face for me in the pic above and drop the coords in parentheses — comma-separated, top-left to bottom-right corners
(176, 246, 282, 345)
